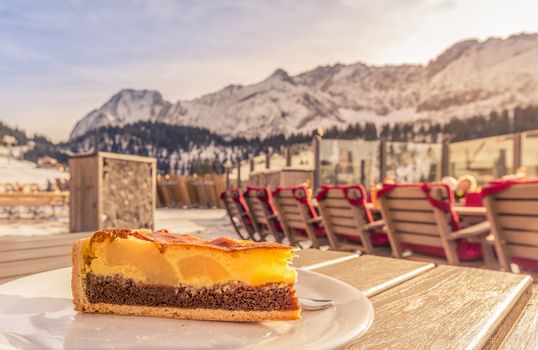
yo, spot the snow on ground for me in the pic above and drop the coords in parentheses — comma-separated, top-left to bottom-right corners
(0, 156, 69, 188)
(0, 208, 237, 240)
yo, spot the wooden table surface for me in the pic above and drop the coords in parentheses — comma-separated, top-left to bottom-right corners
(297, 249, 534, 350)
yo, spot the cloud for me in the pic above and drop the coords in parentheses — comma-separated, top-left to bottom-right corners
(1, 0, 538, 141)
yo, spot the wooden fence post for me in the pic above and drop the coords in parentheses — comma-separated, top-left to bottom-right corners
(441, 137, 450, 178)
(312, 128, 324, 191)
(514, 132, 522, 171)
(379, 139, 387, 183)
(285, 147, 292, 167)
(237, 159, 242, 189)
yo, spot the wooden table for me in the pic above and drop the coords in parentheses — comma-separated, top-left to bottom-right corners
(295, 249, 534, 350)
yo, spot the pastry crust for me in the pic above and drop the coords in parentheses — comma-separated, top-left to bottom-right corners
(71, 240, 301, 321)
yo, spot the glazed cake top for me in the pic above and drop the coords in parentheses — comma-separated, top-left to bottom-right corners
(90, 228, 291, 251)
(82, 229, 297, 286)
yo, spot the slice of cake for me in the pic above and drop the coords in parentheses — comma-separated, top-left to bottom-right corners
(72, 229, 300, 322)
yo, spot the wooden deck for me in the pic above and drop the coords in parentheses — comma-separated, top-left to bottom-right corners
(0, 232, 88, 284)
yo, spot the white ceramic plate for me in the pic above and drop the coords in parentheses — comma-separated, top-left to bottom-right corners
(0, 268, 373, 350)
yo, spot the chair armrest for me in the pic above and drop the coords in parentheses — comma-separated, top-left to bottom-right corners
(266, 213, 278, 220)
(363, 219, 384, 232)
(307, 217, 323, 224)
(448, 221, 490, 240)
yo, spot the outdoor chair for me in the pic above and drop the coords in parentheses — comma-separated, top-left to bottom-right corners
(315, 185, 388, 253)
(272, 186, 328, 248)
(378, 183, 494, 266)
(482, 179, 538, 276)
(220, 189, 258, 241)
(243, 186, 285, 242)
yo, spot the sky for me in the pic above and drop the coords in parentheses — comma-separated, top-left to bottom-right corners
(1, 0, 538, 141)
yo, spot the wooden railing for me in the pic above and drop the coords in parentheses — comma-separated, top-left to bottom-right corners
(0, 191, 69, 219)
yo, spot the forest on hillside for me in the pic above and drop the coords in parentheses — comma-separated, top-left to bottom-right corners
(65, 105, 538, 173)
(2, 105, 538, 174)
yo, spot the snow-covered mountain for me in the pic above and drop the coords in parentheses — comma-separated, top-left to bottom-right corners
(70, 33, 538, 141)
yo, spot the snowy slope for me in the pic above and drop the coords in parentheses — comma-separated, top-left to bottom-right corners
(70, 90, 172, 139)
(0, 156, 69, 187)
(70, 33, 538, 140)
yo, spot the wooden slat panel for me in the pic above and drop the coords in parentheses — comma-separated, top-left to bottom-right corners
(323, 190, 345, 199)
(321, 198, 352, 208)
(255, 217, 268, 225)
(495, 184, 538, 200)
(288, 219, 307, 229)
(311, 254, 435, 297)
(0, 232, 88, 244)
(279, 205, 301, 215)
(0, 246, 73, 263)
(396, 233, 443, 247)
(393, 222, 439, 236)
(390, 210, 436, 224)
(275, 190, 294, 198)
(250, 211, 267, 222)
(499, 285, 538, 350)
(495, 200, 538, 216)
(332, 225, 361, 236)
(281, 212, 303, 222)
(498, 215, 538, 231)
(502, 230, 538, 246)
(228, 206, 241, 217)
(385, 199, 432, 211)
(291, 249, 356, 268)
(346, 265, 533, 350)
(327, 216, 358, 227)
(324, 206, 354, 218)
(386, 187, 427, 199)
(0, 255, 72, 280)
(0, 233, 88, 252)
(507, 244, 538, 260)
(386, 185, 449, 200)
(250, 201, 266, 211)
(276, 197, 298, 206)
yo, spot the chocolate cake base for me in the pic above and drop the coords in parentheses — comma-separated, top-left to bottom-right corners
(85, 273, 299, 311)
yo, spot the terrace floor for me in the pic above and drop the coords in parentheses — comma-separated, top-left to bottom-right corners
(0, 208, 237, 239)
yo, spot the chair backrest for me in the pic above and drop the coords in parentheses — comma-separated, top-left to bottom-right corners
(315, 185, 375, 253)
(482, 180, 538, 272)
(272, 186, 321, 246)
(378, 183, 461, 263)
(220, 189, 254, 240)
(243, 186, 282, 241)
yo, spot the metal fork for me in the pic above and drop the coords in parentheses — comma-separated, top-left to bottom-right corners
(299, 297, 334, 310)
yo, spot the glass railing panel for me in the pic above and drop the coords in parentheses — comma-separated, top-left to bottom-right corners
(319, 139, 380, 187)
(523, 130, 538, 177)
(252, 154, 267, 172)
(449, 134, 514, 184)
(269, 150, 286, 171)
(290, 143, 314, 169)
(385, 142, 442, 183)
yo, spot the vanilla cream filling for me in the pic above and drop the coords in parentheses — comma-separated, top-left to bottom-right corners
(81, 237, 297, 287)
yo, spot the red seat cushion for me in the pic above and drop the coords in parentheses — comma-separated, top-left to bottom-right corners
(338, 230, 389, 245)
(512, 257, 538, 272)
(402, 240, 482, 261)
